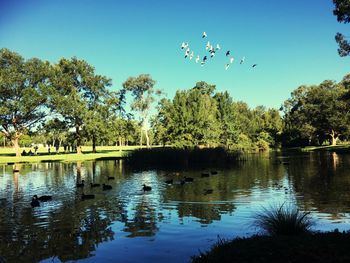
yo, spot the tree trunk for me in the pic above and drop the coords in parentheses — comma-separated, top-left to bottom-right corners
(330, 129, 338, 146)
(76, 126, 82, 154)
(140, 128, 143, 146)
(92, 135, 96, 153)
(119, 136, 122, 151)
(145, 129, 150, 148)
(12, 134, 21, 157)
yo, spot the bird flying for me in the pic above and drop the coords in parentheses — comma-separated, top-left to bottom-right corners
(226, 50, 230, 56)
(202, 31, 207, 38)
(195, 55, 200, 63)
(230, 57, 234, 64)
(252, 64, 257, 68)
(225, 63, 230, 70)
(240, 56, 245, 64)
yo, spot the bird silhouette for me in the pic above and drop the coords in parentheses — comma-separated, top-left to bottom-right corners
(143, 184, 152, 191)
(202, 31, 207, 38)
(31, 196, 40, 207)
(102, 184, 112, 190)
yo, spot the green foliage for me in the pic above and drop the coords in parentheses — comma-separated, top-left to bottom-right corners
(122, 74, 162, 147)
(50, 57, 112, 153)
(333, 0, 350, 56)
(282, 78, 350, 146)
(0, 48, 50, 156)
(253, 203, 314, 236)
(153, 82, 281, 151)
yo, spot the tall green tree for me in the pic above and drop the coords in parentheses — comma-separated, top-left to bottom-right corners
(50, 57, 111, 154)
(333, 0, 350, 56)
(282, 80, 349, 146)
(122, 74, 162, 147)
(0, 48, 50, 156)
(213, 91, 239, 147)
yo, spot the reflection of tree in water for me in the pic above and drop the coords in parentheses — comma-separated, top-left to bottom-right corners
(161, 155, 284, 224)
(177, 203, 235, 224)
(288, 152, 350, 220)
(0, 161, 130, 263)
(123, 198, 159, 237)
(0, 199, 123, 263)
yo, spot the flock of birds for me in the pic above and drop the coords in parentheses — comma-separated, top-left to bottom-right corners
(161, 170, 219, 195)
(29, 169, 219, 207)
(180, 31, 257, 70)
(30, 175, 118, 207)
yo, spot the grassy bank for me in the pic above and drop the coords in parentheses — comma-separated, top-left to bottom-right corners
(0, 146, 141, 164)
(301, 144, 350, 153)
(192, 231, 350, 263)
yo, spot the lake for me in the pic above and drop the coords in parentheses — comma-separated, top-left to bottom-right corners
(0, 151, 349, 263)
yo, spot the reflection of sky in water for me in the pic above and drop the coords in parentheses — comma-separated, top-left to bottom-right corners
(0, 152, 350, 263)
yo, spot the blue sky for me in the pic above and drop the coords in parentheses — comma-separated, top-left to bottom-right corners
(0, 0, 349, 109)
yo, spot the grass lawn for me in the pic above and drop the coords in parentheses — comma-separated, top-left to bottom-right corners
(0, 146, 141, 163)
(301, 144, 350, 152)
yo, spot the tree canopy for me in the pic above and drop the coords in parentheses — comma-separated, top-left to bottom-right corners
(333, 0, 350, 56)
(0, 48, 51, 156)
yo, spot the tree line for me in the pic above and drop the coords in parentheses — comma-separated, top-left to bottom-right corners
(1, 48, 350, 156)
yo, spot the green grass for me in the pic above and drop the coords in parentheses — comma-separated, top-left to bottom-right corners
(191, 231, 350, 263)
(252, 203, 314, 236)
(0, 146, 142, 163)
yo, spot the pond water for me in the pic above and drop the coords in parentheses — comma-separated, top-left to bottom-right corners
(0, 151, 350, 263)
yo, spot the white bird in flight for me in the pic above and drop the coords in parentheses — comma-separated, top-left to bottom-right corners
(240, 56, 245, 64)
(230, 57, 234, 64)
(216, 44, 221, 50)
(202, 32, 207, 38)
(195, 55, 200, 63)
(206, 41, 211, 50)
(189, 51, 194, 60)
(181, 42, 189, 50)
(185, 48, 190, 58)
(225, 63, 230, 70)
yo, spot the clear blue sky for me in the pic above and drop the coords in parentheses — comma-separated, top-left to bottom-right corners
(0, 0, 349, 109)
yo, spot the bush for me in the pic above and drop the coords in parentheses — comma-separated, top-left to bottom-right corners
(252, 203, 314, 236)
(126, 147, 240, 170)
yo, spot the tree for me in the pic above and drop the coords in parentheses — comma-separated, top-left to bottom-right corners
(213, 91, 239, 147)
(0, 48, 50, 156)
(43, 118, 69, 152)
(333, 0, 350, 56)
(50, 57, 111, 154)
(122, 74, 162, 148)
(153, 82, 221, 147)
(282, 80, 349, 146)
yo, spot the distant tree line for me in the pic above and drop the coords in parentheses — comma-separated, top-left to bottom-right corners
(1, 48, 350, 156)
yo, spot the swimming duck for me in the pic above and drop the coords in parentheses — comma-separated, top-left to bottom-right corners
(102, 184, 112, 190)
(31, 196, 40, 207)
(81, 193, 95, 200)
(76, 180, 85, 188)
(143, 184, 152, 191)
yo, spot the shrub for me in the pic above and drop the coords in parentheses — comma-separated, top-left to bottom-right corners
(252, 203, 314, 236)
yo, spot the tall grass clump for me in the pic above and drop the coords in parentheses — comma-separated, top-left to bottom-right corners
(252, 203, 314, 236)
(126, 147, 240, 170)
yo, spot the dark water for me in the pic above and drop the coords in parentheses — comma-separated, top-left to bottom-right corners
(0, 151, 350, 263)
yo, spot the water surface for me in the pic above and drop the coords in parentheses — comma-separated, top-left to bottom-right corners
(0, 151, 349, 262)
